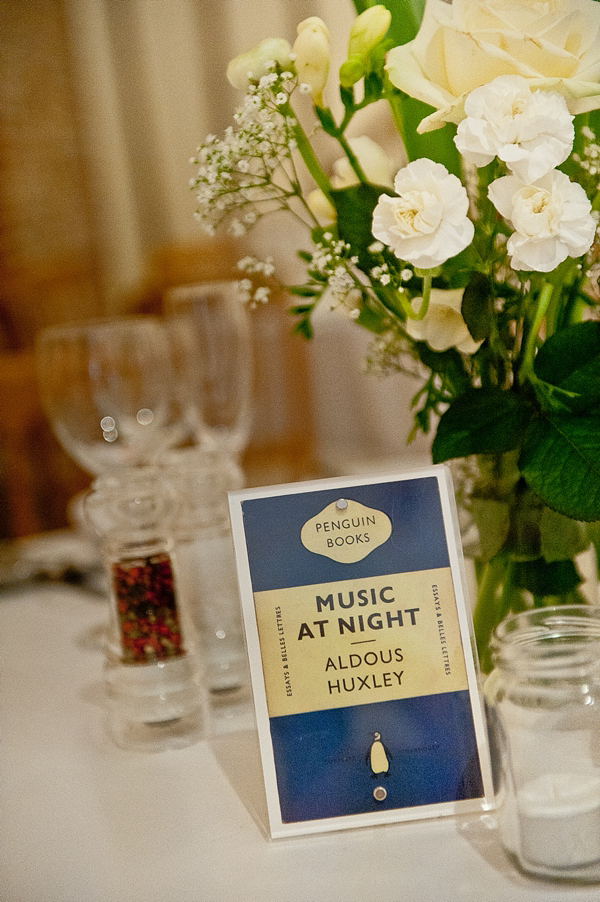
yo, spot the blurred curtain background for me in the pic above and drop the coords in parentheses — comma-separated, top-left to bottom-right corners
(0, 0, 428, 537)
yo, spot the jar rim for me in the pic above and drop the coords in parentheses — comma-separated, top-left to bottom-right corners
(490, 605, 600, 677)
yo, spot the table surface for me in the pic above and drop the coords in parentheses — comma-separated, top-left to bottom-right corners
(2, 581, 600, 902)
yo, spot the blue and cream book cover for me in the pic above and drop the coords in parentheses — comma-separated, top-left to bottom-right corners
(228, 466, 494, 838)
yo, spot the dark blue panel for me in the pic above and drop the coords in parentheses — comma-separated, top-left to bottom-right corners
(269, 692, 483, 823)
(241, 477, 450, 592)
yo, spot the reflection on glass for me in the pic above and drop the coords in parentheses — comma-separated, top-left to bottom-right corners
(35, 316, 184, 475)
(164, 281, 253, 459)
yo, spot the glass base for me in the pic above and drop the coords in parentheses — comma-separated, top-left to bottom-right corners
(104, 652, 209, 751)
(106, 705, 207, 752)
(504, 848, 600, 885)
(206, 655, 250, 696)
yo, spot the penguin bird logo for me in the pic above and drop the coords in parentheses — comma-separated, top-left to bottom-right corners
(367, 731, 391, 776)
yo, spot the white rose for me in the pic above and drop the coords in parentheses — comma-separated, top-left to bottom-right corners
(385, 0, 600, 132)
(405, 288, 482, 354)
(455, 76, 575, 182)
(227, 38, 292, 91)
(292, 17, 330, 106)
(371, 158, 474, 269)
(488, 169, 596, 271)
(308, 137, 395, 223)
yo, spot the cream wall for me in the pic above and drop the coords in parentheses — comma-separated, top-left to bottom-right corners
(63, 0, 357, 309)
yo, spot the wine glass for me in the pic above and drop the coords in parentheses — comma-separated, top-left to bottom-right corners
(164, 280, 253, 461)
(35, 315, 185, 476)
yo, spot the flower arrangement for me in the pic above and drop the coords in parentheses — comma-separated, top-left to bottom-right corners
(192, 0, 600, 664)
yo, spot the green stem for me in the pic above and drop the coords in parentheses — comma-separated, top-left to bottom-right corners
(473, 555, 508, 673)
(335, 132, 368, 183)
(410, 272, 432, 321)
(291, 114, 333, 201)
(519, 280, 553, 383)
(382, 86, 408, 156)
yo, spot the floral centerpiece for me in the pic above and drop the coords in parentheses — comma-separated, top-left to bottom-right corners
(191, 0, 600, 668)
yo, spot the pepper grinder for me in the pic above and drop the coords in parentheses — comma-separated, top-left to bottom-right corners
(85, 465, 208, 750)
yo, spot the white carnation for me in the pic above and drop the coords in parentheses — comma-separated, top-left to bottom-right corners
(371, 158, 474, 269)
(488, 170, 596, 272)
(455, 76, 575, 183)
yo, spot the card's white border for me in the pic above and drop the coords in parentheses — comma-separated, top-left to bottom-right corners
(228, 464, 495, 839)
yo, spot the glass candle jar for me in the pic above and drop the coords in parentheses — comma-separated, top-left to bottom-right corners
(85, 466, 208, 750)
(161, 447, 250, 698)
(484, 605, 600, 882)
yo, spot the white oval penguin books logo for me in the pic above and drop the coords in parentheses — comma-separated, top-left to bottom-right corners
(300, 497, 392, 563)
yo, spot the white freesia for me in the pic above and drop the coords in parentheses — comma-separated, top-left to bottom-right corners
(405, 288, 482, 354)
(308, 136, 394, 223)
(226, 38, 292, 91)
(488, 170, 596, 271)
(292, 17, 330, 106)
(347, 5, 392, 58)
(332, 137, 394, 189)
(341, 5, 392, 86)
(371, 158, 474, 269)
(455, 76, 575, 182)
(385, 0, 600, 132)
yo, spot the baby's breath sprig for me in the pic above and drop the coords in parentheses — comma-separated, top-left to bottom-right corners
(309, 233, 360, 307)
(191, 64, 321, 237)
(236, 255, 276, 307)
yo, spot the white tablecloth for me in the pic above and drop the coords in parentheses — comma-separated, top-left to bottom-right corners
(1, 583, 599, 902)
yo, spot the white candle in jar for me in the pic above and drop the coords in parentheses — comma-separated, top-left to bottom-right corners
(518, 773, 600, 869)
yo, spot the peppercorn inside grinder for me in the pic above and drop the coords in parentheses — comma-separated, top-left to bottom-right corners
(85, 466, 208, 750)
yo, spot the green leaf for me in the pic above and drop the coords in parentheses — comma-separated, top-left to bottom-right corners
(398, 95, 461, 173)
(388, 0, 425, 44)
(512, 558, 582, 597)
(533, 321, 600, 413)
(351, 0, 425, 44)
(314, 106, 337, 135)
(339, 84, 355, 109)
(331, 182, 392, 270)
(289, 285, 319, 298)
(363, 71, 384, 103)
(587, 521, 600, 551)
(432, 389, 530, 463)
(292, 317, 312, 340)
(415, 344, 468, 382)
(470, 498, 510, 561)
(519, 415, 600, 521)
(355, 305, 389, 333)
(461, 272, 493, 342)
(540, 507, 589, 562)
(531, 380, 582, 415)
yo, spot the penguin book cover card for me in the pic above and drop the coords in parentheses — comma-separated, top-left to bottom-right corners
(228, 466, 494, 838)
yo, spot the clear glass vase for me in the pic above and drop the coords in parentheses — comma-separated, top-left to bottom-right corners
(452, 452, 598, 673)
(484, 605, 600, 882)
(160, 446, 250, 699)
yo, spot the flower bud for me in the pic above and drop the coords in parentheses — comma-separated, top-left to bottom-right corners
(308, 137, 394, 225)
(339, 54, 365, 88)
(292, 17, 330, 107)
(307, 188, 337, 224)
(226, 37, 292, 91)
(348, 5, 391, 59)
(405, 289, 482, 354)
